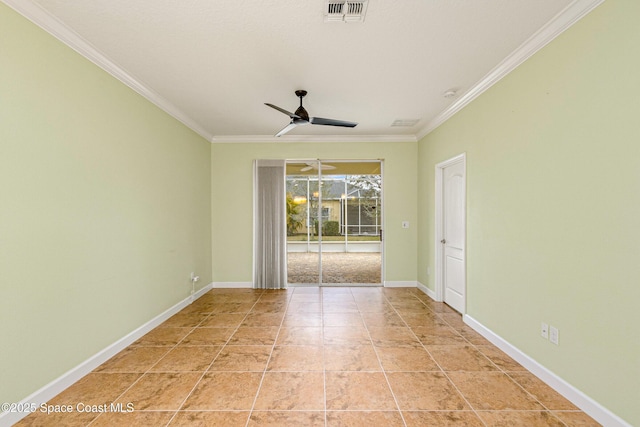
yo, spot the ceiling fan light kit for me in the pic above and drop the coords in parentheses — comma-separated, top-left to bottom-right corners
(265, 90, 358, 137)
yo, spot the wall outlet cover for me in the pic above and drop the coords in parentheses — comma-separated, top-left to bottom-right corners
(550, 326, 559, 345)
(541, 322, 549, 339)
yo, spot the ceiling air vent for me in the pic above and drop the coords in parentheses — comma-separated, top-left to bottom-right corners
(391, 119, 420, 127)
(325, 1, 368, 23)
(327, 2, 344, 15)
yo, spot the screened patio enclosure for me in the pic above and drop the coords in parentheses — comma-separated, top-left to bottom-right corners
(285, 160, 382, 285)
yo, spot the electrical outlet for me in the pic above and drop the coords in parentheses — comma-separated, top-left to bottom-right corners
(550, 326, 559, 345)
(541, 322, 549, 339)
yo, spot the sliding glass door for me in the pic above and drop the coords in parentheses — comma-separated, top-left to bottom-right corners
(285, 161, 321, 285)
(286, 160, 382, 286)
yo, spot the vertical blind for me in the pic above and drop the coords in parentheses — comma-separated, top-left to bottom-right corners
(253, 160, 287, 289)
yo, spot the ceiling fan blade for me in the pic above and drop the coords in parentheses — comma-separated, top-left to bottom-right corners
(275, 122, 298, 137)
(267, 91, 355, 135)
(309, 117, 358, 128)
(265, 103, 301, 119)
(300, 163, 336, 172)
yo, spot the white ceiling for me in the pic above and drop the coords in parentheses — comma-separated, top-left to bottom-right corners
(6, 0, 602, 142)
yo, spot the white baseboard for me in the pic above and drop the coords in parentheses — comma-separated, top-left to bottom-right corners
(417, 281, 438, 300)
(188, 282, 213, 301)
(383, 280, 418, 288)
(464, 315, 632, 427)
(0, 282, 213, 427)
(211, 281, 253, 288)
(214, 282, 419, 289)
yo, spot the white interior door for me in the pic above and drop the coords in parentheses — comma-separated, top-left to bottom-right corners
(440, 157, 466, 313)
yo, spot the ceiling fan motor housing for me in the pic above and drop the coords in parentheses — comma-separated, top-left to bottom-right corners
(294, 90, 310, 121)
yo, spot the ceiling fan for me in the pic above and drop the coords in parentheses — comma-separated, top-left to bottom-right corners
(300, 162, 336, 172)
(265, 90, 358, 137)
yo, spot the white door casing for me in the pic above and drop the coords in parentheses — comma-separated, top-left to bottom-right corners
(435, 153, 466, 313)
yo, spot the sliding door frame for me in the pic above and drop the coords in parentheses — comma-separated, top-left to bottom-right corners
(284, 158, 384, 286)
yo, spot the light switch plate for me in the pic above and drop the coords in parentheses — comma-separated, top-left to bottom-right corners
(550, 326, 559, 345)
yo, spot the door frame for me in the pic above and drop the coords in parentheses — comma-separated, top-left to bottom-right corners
(284, 159, 385, 286)
(434, 153, 467, 309)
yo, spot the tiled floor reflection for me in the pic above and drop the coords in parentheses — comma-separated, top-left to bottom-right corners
(15, 287, 600, 426)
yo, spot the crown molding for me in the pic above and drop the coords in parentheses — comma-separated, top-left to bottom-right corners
(210, 134, 417, 144)
(4, 0, 604, 145)
(2, 0, 214, 142)
(416, 0, 606, 140)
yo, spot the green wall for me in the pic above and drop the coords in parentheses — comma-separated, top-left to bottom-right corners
(3, 0, 636, 423)
(0, 5, 212, 404)
(211, 142, 417, 284)
(417, 1, 639, 424)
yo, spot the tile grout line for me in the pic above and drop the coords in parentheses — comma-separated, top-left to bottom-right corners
(163, 289, 266, 427)
(323, 288, 366, 424)
(321, 289, 327, 427)
(87, 297, 231, 427)
(463, 319, 572, 427)
(467, 318, 570, 425)
(428, 308, 491, 427)
(244, 288, 295, 427)
(500, 371, 571, 427)
(432, 296, 566, 425)
(362, 289, 409, 427)
(21, 288, 597, 427)
(435, 302, 571, 427)
(388, 291, 490, 427)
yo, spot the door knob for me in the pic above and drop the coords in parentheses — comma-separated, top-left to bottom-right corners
(441, 239, 446, 244)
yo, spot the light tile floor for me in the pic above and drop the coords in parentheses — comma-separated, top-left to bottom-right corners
(15, 287, 600, 426)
